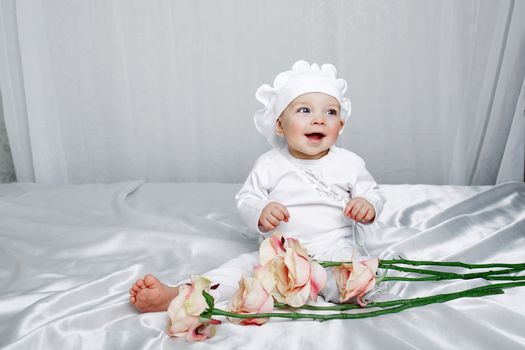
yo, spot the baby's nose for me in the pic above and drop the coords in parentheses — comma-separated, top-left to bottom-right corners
(312, 115, 326, 125)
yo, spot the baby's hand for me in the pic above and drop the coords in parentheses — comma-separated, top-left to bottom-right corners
(344, 197, 375, 224)
(258, 201, 290, 233)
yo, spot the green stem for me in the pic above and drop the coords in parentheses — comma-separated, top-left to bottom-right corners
(319, 261, 349, 268)
(382, 275, 525, 282)
(319, 259, 525, 270)
(274, 301, 388, 311)
(212, 282, 525, 320)
(380, 264, 523, 281)
(485, 275, 525, 281)
(274, 282, 525, 311)
(379, 258, 525, 270)
(318, 259, 524, 282)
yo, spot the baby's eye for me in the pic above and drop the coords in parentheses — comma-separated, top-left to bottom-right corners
(297, 107, 310, 113)
(327, 109, 338, 116)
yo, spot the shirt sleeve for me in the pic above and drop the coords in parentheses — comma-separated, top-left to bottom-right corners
(235, 160, 272, 237)
(350, 159, 386, 223)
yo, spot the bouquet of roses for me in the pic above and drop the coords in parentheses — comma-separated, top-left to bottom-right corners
(166, 232, 525, 342)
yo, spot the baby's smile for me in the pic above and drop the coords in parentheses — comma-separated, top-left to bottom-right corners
(305, 132, 326, 142)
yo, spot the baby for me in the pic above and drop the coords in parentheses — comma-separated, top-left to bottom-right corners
(129, 60, 385, 311)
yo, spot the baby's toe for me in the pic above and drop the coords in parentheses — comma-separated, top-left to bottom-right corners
(143, 274, 160, 287)
(130, 285, 139, 295)
(135, 279, 145, 288)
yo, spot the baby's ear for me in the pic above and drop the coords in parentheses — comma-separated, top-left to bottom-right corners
(275, 118, 285, 137)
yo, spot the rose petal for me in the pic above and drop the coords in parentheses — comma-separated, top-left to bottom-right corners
(285, 237, 309, 260)
(259, 232, 286, 265)
(337, 260, 377, 304)
(259, 238, 276, 266)
(168, 315, 201, 338)
(186, 324, 217, 342)
(287, 251, 310, 287)
(228, 275, 274, 326)
(273, 256, 290, 296)
(257, 293, 274, 313)
(270, 232, 286, 252)
(185, 277, 211, 315)
(240, 293, 274, 326)
(243, 278, 269, 311)
(254, 264, 276, 293)
(308, 261, 327, 301)
(363, 258, 379, 273)
(285, 283, 310, 307)
(166, 276, 218, 341)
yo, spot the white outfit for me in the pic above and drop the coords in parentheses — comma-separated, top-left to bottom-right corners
(236, 145, 385, 256)
(182, 146, 385, 304)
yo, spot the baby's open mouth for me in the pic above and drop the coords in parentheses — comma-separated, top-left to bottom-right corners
(305, 132, 326, 141)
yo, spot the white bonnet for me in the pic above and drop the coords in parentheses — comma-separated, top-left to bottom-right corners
(254, 60, 351, 148)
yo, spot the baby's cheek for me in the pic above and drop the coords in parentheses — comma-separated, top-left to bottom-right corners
(288, 123, 304, 135)
(326, 126, 341, 139)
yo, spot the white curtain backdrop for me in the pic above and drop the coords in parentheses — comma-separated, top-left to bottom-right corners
(0, 0, 524, 185)
(0, 90, 16, 182)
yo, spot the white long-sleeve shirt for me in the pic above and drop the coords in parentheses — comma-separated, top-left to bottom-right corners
(236, 146, 385, 254)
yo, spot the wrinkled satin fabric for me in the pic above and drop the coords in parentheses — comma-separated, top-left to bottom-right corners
(0, 181, 524, 349)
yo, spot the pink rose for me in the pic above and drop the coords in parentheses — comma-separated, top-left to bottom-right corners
(228, 265, 276, 325)
(260, 232, 327, 307)
(167, 276, 220, 342)
(259, 231, 286, 266)
(333, 258, 379, 306)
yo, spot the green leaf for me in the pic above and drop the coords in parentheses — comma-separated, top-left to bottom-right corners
(202, 290, 215, 309)
(200, 308, 213, 321)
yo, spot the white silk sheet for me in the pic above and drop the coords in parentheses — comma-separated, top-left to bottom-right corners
(1, 181, 524, 349)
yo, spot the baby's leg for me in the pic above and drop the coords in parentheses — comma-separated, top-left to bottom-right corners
(189, 252, 260, 303)
(315, 238, 356, 303)
(129, 252, 259, 313)
(317, 233, 384, 304)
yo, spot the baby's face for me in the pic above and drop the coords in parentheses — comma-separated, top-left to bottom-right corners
(276, 92, 344, 160)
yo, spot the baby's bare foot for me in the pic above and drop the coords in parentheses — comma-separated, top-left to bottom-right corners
(129, 274, 180, 313)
